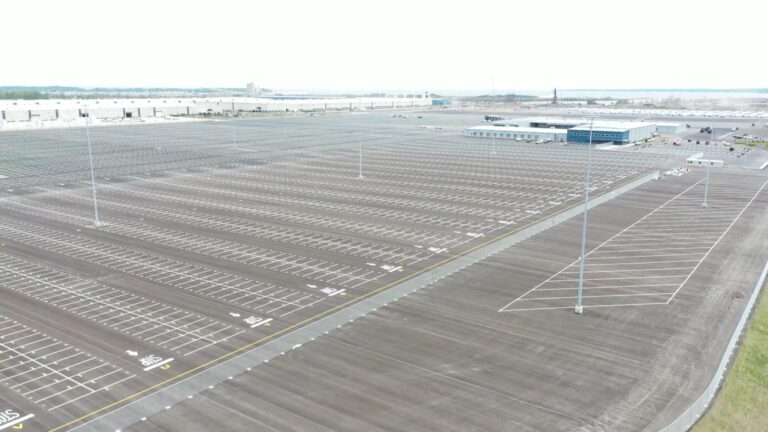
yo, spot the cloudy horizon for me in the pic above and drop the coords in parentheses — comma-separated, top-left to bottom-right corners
(3, 0, 765, 92)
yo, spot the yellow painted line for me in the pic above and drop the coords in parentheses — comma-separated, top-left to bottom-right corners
(49, 172, 650, 432)
(0, 414, 34, 431)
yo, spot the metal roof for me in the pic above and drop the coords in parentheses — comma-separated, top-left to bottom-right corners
(570, 121, 655, 132)
(466, 126, 568, 134)
(496, 117, 589, 126)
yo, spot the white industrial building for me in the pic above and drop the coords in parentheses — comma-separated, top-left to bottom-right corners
(567, 121, 656, 144)
(464, 126, 567, 142)
(654, 122, 686, 134)
(468, 117, 658, 145)
(490, 117, 685, 138)
(686, 152, 725, 168)
(494, 117, 589, 129)
(0, 96, 432, 125)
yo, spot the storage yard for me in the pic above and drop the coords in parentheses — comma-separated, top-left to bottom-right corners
(0, 110, 766, 431)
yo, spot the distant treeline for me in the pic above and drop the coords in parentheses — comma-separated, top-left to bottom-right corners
(463, 94, 539, 102)
(0, 86, 273, 100)
(0, 90, 50, 100)
(571, 88, 768, 93)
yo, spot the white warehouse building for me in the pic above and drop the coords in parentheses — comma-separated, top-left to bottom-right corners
(464, 126, 567, 142)
(469, 116, 673, 145)
(654, 122, 686, 134)
(567, 121, 656, 144)
(494, 117, 589, 129)
(0, 96, 432, 124)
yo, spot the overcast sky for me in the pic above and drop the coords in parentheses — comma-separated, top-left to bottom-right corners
(3, 0, 765, 93)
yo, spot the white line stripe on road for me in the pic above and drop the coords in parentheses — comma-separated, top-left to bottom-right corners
(143, 358, 174, 372)
(0, 414, 35, 431)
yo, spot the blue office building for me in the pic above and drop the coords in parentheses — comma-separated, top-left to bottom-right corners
(466, 117, 658, 145)
(432, 98, 453, 106)
(567, 122, 656, 144)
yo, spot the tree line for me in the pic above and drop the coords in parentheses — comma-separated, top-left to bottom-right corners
(0, 90, 50, 100)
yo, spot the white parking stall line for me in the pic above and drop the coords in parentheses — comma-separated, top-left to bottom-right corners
(666, 179, 768, 302)
(73, 185, 462, 253)
(558, 266, 696, 275)
(0, 315, 135, 412)
(582, 259, 701, 267)
(506, 301, 671, 313)
(519, 292, 675, 302)
(45, 373, 137, 412)
(142, 357, 174, 372)
(0, 219, 323, 319)
(154, 321, 217, 345)
(587, 245, 712, 254)
(598, 239, 719, 248)
(182, 329, 247, 357)
(501, 178, 767, 312)
(536, 283, 680, 292)
(0, 253, 245, 356)
(0, 413, 34, 431)
(584, 252, 706, 261)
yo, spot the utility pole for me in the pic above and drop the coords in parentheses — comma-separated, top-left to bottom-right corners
(84, 106, 101, 226)
(575, 117, 594, 315)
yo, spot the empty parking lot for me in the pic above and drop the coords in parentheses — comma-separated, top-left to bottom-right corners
(0, 111, 765, 431)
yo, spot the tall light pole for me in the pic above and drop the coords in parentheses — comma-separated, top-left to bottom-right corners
(84, 105, 101, 226)
(575, 117, 594, 315)
(231, 101, 237, 148)
(358, 128, 364, 179)
(703, 126, 712, 207)
(491, 75, 497, 155)
(741, 128, 748, 169)
(491, 125, 497, 155)
(703, 162, 710, 207)
(744, 144, 749, 169)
